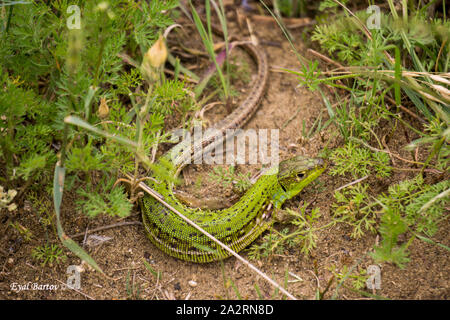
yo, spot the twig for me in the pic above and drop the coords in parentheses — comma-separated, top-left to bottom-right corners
(127, 173, 298, 300)
(419, 188, 450, 215)
(281, 106, 302, 129)
(384, 95, 425, 123)
(335, 175, 369, 192)
(307, 270, 321, 291)
(82, 225, 89, 248)
(288, 271, 303, 283)
(392, 167, 443, 174)
(350, 137, 425, 166)
(248, 13, 314, 27)
(381, 134, 396, 166)
(70, 221, 142, 239)
(307, 49, 345, 69)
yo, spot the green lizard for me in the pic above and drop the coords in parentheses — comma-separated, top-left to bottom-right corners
(141, 155, 325, 263)
(139, 20, 325, 263)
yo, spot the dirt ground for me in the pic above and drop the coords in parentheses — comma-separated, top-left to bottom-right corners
(1, 9, 449, 300)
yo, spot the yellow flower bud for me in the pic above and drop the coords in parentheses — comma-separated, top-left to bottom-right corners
(144, 35, 168, 69)
(98, 98, 109, 119)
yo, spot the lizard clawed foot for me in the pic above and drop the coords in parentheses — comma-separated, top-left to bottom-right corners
(113, 176, 158, 204)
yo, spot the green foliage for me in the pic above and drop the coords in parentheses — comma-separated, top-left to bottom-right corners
(0, 0, 184, 186)
(305, 1, 449, 270)
(10, 221, 33, 242)
(333, 183, 377, 238)
(312, 9, 449, 70)
(31, 243, 67, 267)
(152, 79, 191, 115)
(131, 0, 179, 51)
(333, 175, 449, 268)
(329, 142, 392, 179)
(0, 75, 57, 183)
(28, 192, 56, 235)
(209, 166, 252, 193)
(76, 185, 133, 219)
(289, 207, 322, 255)
(125, 269, 142, 300)
(248, 206, 330, 260)
(406, 118, 449, 171)
(66, 140, 107, 174)
(329, 264, 368, 291)
(275, 0, 307, 18)
(209, 56, 251, 101)
(370, 176, 424, 268)
(371, 207, 410, 269)
(404, 179, 450, 237)
(248, 227, 292, 260)
(0, 1, 185, 272)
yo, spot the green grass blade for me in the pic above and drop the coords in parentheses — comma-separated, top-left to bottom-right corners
(254, 283, 264, 299)
(414, 232, 450, 251)
(393, 46, 401, 106)
(53, 164, 104, 274)
(64, 115, 138, 148)
(83, 86, 97, 121)
(142, 258, 162, 280)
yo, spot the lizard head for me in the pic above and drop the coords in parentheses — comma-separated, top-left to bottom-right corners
(276, 155, 326, 199)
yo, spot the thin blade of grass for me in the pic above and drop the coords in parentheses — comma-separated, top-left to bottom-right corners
(83, 86, 97, 121)
(142, 258, 162, 280)
(194, 42, 236, 98)
(53, 164, 104, 274)
(414, 232, 450, 251)
(64, 115, 138, 148)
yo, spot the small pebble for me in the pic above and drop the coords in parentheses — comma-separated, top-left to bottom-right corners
(188, 280, 197, 288)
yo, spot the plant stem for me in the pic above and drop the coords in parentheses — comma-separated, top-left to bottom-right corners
(59, 123, 69, 168)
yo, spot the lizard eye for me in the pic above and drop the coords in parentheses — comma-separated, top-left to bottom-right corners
(297, 172, 305, 178)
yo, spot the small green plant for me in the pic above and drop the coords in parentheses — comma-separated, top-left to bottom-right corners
(27, 192, 57, 240)
(76, 185, 133, 219)
(333, 175, 449, 268)
(142, 258, 162, 281)
(296, 108, 333, 141)
(329, 264, 368, 291)
(371, 206, 411, 269)
(209, 57, 249, 101)
(125, 270, 142, 300)
(248, 227, 292, 260)
(209, 166, 252, 193)
(330, 142, 392, 179)
(404, 179, 450, 236)
(190, 0, 231, 100)
(333, 183, 378, 238)
(249, 206, 334, 260)
(371, 177, 450, 268)
(31, 244, 67, 267)
(405, 118, 449, 172)
(10, 221, 33, 242)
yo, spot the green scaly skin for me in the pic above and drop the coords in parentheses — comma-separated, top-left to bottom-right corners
(141, 155, 326, 263)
